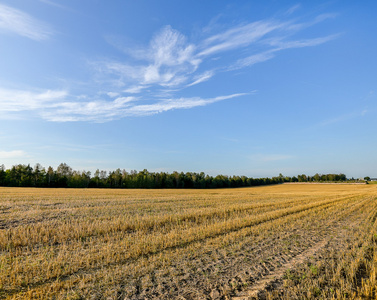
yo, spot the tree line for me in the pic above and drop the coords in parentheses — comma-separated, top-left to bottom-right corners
(0, 163, 348, 189)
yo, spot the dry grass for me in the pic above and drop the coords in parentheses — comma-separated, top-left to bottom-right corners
(0, 184, 376, 299)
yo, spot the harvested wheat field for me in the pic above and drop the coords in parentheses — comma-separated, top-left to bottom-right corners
(1, 184, 377, 299)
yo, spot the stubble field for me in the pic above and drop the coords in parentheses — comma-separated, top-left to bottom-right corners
(1, 184, 377, 299)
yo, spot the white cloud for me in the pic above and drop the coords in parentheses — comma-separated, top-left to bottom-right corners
(266, 34, 340, 50)
(99, 26, 200, 89)
(0, 3, 52, 40)
(39, 0, 68, 10)
(41, 96, 137, 122)
(0, 88, 68, 111)
(286, 4, 301, 15)
(198, 21, 283, 57)
(0, 10, 338, 122)
(96, 13, 337, 96)
(144, 65, 160, 83)
(41, 93, 246, 121)
(314, 13, 338, 24)
(124, 85, 147, 94)
(317, 109, 369, 127)
(107, 92, 120, 98)
(0, 85, 246, 122)
(126, 93, 247, 117)
(151, 26, 197, 68)
(233, 51, 275, 69)
(187, 71, 214, 87)
(0, 150, 27, 159)
(285, 13, 338, 32)
(231, 34, 338, 70)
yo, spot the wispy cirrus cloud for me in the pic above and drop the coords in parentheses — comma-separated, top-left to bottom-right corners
(39, 0, 69, 10)
(0, 88, 67, 112)
(0, 86, 246, 122)
(123, 85, 148, 94)
(233, 34, 339, 69)
(198, 21, 283, 57)
(317, 109, 368, 128)
(42, 93, 247, 122)
(286, 4, 301, 15)
(0, 150, 27, 159)
(187, 71, 214, 87)
(96, 13, 338, 94)
(96, 26, 200, 89)
(0, 9, 338, 122)
(124, 93, 247, 117)
(0, 3, 52, 40)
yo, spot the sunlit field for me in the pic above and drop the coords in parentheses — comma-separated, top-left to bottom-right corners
(1, 184, 377, 299)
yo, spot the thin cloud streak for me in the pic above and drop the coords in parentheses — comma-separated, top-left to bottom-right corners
(0, 86, 247, 122)
(40, 96, 137, 122)
(317, 109, 368, 127)
(187, 71, 214, 87)
(286, 4, 301, 15)
(0, 88, 68, 111)
(0, 3, 52, 40)
(124, 85, 148, 94)
(266, 34, 340, 49)
(126, 93, 247, 116)
(39, 0, 69, 10)
(232, 52, 275, 69)
(0, 150, 27, 159)
(198, 21, 283, 57)
(232, 34, 339, 70)
(43, 93, 248, 122)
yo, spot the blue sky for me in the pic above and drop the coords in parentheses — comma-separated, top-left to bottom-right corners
(0, 0, 376, 178)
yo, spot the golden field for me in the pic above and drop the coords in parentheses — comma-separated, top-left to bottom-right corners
(0, 184, 377, 299)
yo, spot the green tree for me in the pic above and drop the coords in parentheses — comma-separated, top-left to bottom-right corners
(56, 163, 72, 177)
(56, 163, 72, 187)
(0, 164, 5, 185)
(47, 166, 55, 187)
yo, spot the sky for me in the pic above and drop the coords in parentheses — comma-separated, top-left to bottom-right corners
(0, 0, 376, 178)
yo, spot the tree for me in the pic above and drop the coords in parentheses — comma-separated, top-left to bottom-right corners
(91, 169, 101, 187)
(298, 174, 307, 182)
(56, 163, 72, 187)
(47, 166, 55, 187)
(0, 164, 5, 186)
(34, 163, 45, 187)
(2, 162, 349, 189)
(56, 163, 72, 177)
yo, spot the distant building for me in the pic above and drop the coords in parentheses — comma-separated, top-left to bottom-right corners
(370, 178, 377, 181)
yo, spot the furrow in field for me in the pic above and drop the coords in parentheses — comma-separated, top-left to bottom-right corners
(231, 198, 377, 299)
(36, 196, 375, 298)
(1, 193, 366, 298)
(149, 195, 375, 299)
(0, 196, 322, 250)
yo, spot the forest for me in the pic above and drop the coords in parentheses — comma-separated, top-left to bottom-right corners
(0, 163, 348, 189)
